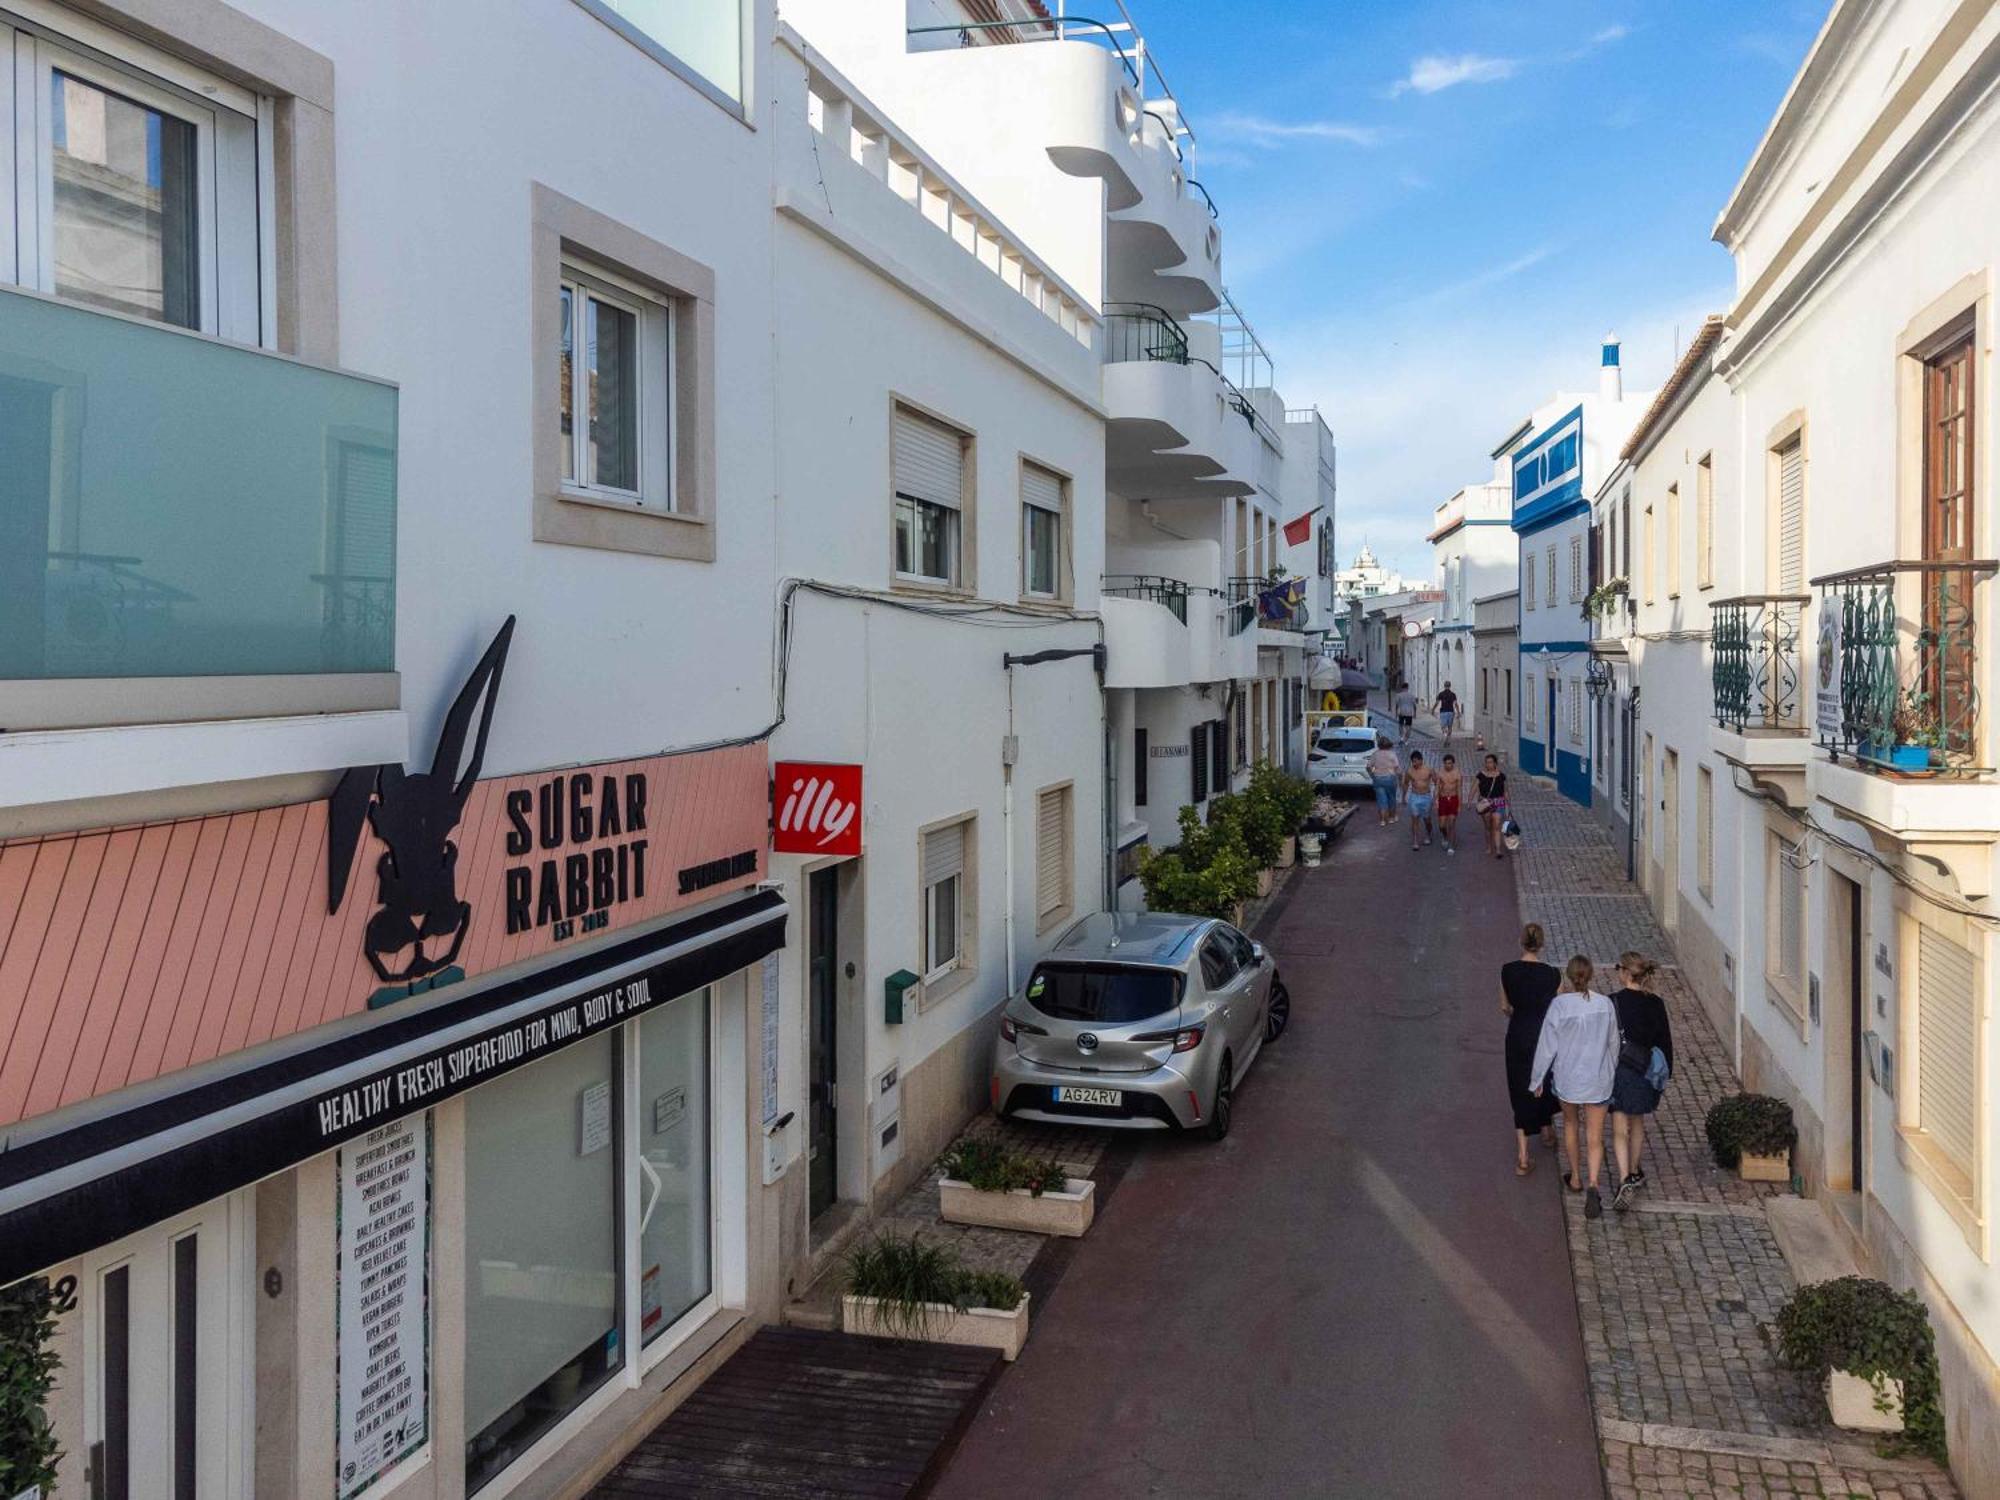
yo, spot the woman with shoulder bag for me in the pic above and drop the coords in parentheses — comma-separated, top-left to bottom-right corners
(1609, 952, 1674, 1212)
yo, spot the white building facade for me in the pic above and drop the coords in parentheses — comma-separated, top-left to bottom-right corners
(1608, 5, 2000, 1491)
(1425, 479, 1514, 739)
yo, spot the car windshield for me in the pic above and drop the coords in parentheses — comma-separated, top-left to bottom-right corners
(1024, 964, 1181, 1023)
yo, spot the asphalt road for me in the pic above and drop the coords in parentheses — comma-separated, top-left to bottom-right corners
(932, 802, 1604, 1499)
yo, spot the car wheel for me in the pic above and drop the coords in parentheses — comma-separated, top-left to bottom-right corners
(1205, 1056, 1234, 1142)
(1265, 979, 1290, 1042)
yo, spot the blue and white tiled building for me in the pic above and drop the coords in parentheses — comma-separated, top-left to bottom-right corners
(1504, 339, 1651, 806)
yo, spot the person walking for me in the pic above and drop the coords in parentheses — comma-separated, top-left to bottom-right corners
(1366, 735, 1401, 827)
(1609, 952, 1675, 1212)
(1436, 753, 1462, 855)
(1530, 955, 1619, 1218)
(1501, 924, 1561, 1175)
(1434, 682, 1459, 742)
(1402, 750, 1436, 851)
(1392, 681, 1418, 743)
(1475, 754, 1509, 860)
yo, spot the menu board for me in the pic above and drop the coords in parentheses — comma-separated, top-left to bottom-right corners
(337, 1114, 430, 1499)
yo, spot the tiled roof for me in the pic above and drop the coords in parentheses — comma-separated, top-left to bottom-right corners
(1619, 316, 1724, 461)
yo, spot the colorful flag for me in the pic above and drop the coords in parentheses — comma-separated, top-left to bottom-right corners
(1282, 508, 1320, 546)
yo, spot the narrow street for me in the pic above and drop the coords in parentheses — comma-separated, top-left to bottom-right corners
(935, 758, 1602, 1499)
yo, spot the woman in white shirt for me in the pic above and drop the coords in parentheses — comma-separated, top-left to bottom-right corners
(1530, 955, 1619, 1219)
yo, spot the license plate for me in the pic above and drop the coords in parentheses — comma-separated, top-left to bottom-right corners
(1054, 1086, 1122, 1107)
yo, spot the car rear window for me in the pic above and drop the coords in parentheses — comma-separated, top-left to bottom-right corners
(1024, 964, 1181, 1023)
(1320, 733, 1374, 754)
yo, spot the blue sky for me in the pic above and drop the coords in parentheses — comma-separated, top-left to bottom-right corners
(1138, 0, 1829, 583)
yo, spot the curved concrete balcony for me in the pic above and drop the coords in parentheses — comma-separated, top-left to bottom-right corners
(1104, 356, 1256, 502)
(1108, 156, 1222, 316)
(1101, 594, 1191, 689)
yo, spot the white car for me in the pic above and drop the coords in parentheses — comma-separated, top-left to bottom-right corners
(1308, 726, 1378, 791)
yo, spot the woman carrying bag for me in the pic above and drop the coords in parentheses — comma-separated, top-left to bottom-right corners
(1610, 952, 1674, 1212)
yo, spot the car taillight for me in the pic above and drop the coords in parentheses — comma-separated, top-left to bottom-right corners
(1172, 1025, 1204, 1053)
(1000, 1015, 1018, 1042)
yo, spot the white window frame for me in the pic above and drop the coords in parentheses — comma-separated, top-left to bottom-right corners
(920, 815, 973, 989)
(558, 258, 676, 511)
(3, 15, 268, 344)
(1022, 504, 1060, 598)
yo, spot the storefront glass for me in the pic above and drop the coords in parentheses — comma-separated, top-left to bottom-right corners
(636, 987, 711, 1345)
(463, 1031, 620, 1491)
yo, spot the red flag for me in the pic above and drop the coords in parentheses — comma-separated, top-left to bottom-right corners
(1282, 509, 1318, 546)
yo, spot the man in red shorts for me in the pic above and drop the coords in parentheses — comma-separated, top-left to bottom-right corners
(1436, 752, 1463, 855)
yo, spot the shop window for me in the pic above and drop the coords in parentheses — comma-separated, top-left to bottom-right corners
(464, 1031, 621, 1492)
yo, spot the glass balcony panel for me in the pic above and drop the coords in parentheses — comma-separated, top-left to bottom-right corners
(0, 287, 397, 681)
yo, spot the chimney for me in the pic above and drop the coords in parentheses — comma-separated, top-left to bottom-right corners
(1600, 332, 1622, 403)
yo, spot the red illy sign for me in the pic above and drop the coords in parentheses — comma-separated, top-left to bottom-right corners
(772, 763, 863, 857)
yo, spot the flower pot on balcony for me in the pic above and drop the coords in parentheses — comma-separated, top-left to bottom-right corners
(940, 1176, 1094, 1237)
(1825, 1368, 1905, 1433)
(843, 1292, 1030, 1361)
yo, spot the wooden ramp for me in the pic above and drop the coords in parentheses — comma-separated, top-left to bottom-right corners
(588, 1326, 1001, 1499)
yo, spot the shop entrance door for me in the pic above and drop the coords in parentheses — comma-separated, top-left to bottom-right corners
(808, 866, 840, 1220)
(80, 1194, 243, 1500)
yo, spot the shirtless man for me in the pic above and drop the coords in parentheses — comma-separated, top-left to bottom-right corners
(1402, 750, 1437, 851)
(1436, 753, 1463, 855)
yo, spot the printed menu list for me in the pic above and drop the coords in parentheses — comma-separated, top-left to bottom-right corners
(337, 1113, 430, 1499)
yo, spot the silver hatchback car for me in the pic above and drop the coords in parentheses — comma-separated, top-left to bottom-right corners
(991, 911, 1289, 1140)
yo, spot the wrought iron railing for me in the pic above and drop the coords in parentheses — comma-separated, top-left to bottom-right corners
(1811, 560, 1999, 772)
(1711, 594, 1809, 734)
(1102, 573, 1189, 623)
(1227, 577, 1307, 631)
(1102, 303, 1189, 365)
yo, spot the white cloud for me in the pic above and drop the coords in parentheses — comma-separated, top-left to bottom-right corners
(1209, 112, 1385, 148)
(1590, 24, 1630, 46)
(1408, 244, 1560, 308)
(1390, 53, 1517, 97)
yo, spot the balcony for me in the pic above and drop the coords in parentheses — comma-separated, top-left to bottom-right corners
(1103, 304, 1258, 502)
(1807, 560, 2000, 896)
(1232, 575, 1310, 650)
(1709, 594, 1813, 781)
(902, 7, 1222, 314)
(1101, 576, 1191, 689)
(0, 284, 399, 731)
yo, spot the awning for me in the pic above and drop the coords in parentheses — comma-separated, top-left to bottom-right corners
(0, 888, 786, 1284)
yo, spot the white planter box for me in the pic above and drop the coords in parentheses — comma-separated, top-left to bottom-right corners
(1826, 1368, 1905, 1433)
(842, 1292, 1031, 1361)
(1256, 867, 1274, 898)
(1277, 835, 1297, 869)
(1738, 1150, 1790, 1182)
(939, 1176, 1094, 1238)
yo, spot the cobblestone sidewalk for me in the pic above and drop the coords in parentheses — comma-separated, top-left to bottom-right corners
(1504, 774, 1958, 1500)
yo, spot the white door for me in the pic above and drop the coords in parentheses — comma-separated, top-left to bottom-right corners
(81, 1193, 248, 1500)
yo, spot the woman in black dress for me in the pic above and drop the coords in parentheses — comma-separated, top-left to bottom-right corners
(1610, 952, 1674, 1211)
(1502, 922, 1562, 1175)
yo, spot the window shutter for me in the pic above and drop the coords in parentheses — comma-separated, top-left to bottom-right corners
(1134, 728, 1148, 807)
(1190, 727, 1208, 802)
(1917, 928, 1977, 1175)
(894, 408, 964, 510)
(1697, 768, 1713, 897)
(1213, 719, 1230, 784)
(1570, 536, 1583, 601)
(1036, 787, 1070, 918)
(1021, 463, 1062, 514)
(922, 820, 965, 888)
(1777, 838, 1803, 980)
(1776, 441, 1804, 593)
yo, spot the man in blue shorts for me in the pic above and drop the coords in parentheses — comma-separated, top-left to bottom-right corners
(1434, 681, 1459, 742)
(1402, 750, 1437, 850)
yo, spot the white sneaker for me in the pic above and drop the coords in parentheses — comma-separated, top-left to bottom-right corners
(1446, 846, 1455, 855)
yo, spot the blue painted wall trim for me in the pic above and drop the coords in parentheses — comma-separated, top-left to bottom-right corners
(1519, 732, 1547, 778)
(1513, 493, 1589, 535)
(1555, 746, 1592, 807)
(1522, 639, 1593, 654)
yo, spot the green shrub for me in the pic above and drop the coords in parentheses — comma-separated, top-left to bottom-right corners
(1138, 806, 1259, 918)
(0, 1277, 62, 1499)
(1704, 1092, 1798, 1168)
(1775, 1276, 1946, 1463)
(938, 1137, 1068, 1197)
(1246, 761, 1315, 835)
(1209, 790, 1286, 866)
(844, 1232, 1026, 1336)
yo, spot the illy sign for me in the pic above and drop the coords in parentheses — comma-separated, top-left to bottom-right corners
(773, 763, 863, 856)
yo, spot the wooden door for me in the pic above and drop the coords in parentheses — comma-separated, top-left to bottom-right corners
(1923, 327, 1976, 753)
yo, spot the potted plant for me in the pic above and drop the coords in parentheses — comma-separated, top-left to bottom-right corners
(1704, 1093, 1798, 1182)
(842, 1232, 1031, 1360)
(1138, 806, 1260, 918)
(937, 1137, 1094, 1237)
(1774, 1276, 1946, 1459)
(1246, 762, 1314, 869)
(0, 1277, 62, 1500)
(1865, 702, 1937, 774)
